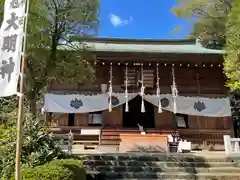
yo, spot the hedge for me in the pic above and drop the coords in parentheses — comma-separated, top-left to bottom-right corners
(11, 159, 86, 180)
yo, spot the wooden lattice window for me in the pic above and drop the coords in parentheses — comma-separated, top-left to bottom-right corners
(142, 69, 154, 88)
(124, 68, 137, 87)
(124, 68, 154, 88)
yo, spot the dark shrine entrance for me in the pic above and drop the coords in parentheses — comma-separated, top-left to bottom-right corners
(123, 95, 155, 128)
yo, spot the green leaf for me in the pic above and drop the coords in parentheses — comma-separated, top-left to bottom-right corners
(172, 0, 232, 47)
(224, 0, 240, 91)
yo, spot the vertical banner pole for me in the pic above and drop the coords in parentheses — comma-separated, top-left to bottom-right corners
(15, 0, 30, 179)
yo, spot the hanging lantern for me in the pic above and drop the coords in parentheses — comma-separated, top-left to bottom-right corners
(140, 64, 145, 113)
(108, 63, 113, 112)
(156, 63, 162, 113)
(125, 63, 129, 112)
(171, 66, 178, 114)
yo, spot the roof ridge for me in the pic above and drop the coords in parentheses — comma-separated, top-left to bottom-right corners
(82, 37, 197, 45)
(59, 38, 222, 54)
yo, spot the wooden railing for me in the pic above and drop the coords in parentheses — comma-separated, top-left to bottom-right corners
(50, 126, 103, 134)
(49, 126, 233, 151)
(178, 129, 232, 151)
(50, 126, 102, 148)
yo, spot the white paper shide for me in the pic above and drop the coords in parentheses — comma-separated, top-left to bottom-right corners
(0, 0, 26, 97)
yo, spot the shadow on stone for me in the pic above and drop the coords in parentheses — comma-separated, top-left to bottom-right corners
(129, 145, 166, 153)
(77, 153, 240, 180)
(87, 173, 106, 180)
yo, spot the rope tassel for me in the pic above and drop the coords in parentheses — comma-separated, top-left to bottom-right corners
(125, 88, 129, 112)
(173, 98, 177, 114)
(156, 64, 162, 113)
(140, 86, 145, 113)
(125, 63, 129, 112)
(125, 101, 129, 112)
(171, 85, 178, 114)
(140, 63, 145, 113)
(141, 98, 145, 113)
(171, 65, 178, 114)
(108, 97, 112, 112)
(108, 63, 113, 112)
(158, 98, 162, 113)
(108, 86, 113, 112)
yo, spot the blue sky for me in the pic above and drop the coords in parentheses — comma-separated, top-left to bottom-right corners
(99, 0, 192, 39)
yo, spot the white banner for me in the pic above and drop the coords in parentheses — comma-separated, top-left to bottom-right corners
(0, 0, 26, 97)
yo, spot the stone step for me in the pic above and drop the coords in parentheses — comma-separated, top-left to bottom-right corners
(109, 179, 187, 180)
(83, 160, 238, 167)
(104, 172, 240, 179)
(85, 166, 240, 174)
(79, 154, 239, 163)
(111, 179, 233, 180)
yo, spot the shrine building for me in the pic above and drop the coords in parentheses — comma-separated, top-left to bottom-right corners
(43, 37, 232, 152)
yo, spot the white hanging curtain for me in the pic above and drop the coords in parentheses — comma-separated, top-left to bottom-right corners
(43, 93, 231, 117)
(143, 94, 231, 117)
(43, 93, 137, 113)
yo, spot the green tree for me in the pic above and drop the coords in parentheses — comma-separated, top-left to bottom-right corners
(0, 0, 99, 117)
(172, 0, 232, 48)
(224, 0, 240, 91)
(0, 1, 99, 178)
(0, 97, 18, 124)
(24, 0, 99, 117)
(0, 115, 67, 179)
(14, 159, 86, 180)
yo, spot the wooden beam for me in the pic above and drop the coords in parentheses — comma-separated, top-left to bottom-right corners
(95, 52, 222, 63)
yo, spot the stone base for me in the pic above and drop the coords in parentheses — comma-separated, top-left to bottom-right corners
(72, 144, 85, 151)
(119, 134, 168, 153)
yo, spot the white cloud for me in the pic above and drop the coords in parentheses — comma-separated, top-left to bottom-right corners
(109, 13, 133, 27)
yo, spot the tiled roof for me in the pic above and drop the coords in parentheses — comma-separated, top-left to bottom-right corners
(60, 37, 222, 54)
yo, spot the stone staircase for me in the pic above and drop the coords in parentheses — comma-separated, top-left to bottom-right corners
(80, 153, 240, 180)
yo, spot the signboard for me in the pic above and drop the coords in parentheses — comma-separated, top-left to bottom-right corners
(0, 0, 26, 97)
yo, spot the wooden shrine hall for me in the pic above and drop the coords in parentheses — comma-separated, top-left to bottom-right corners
(43, 37, 233, 152)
